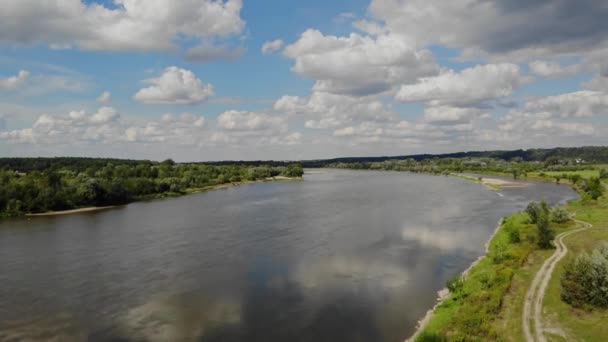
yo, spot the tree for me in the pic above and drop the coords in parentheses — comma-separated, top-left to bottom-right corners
(282, 163, 304, 178)
(527, 201, 553, 248)
(536, 206, 554, 249)
(569, 174, 582, 186)
(544, 156, 560, 168)
(600, 168, 608, 179)
(526, 202, 541, 224)
(583, 177, 604, 200)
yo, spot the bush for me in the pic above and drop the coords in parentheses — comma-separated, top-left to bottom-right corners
(551, 207, 570, 223)
(562, 244, 608, 308)
(583, 177, 604, 200)
(504, 220, 521, 243)
(447, 275, 464, 294)
(416, 331, 447, 342)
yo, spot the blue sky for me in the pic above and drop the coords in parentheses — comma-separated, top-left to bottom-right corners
(0, 0, 607, 161)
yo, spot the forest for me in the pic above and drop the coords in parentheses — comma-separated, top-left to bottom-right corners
(0, 158, 303, 216)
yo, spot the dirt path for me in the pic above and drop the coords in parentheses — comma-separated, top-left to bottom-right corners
(522, 217, 592, 342)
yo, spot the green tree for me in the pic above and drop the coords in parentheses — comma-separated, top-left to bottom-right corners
(569, 174, 581, 186)
(282, 163, 304, 177)
(583, 177, 604, 200)
(536, 201, 553, 249)
(527, 201, 553, 248)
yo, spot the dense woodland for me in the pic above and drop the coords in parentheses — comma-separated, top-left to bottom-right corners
(0, 158, 303, 216)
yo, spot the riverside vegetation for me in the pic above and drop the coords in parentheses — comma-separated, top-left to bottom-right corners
(327, 154, 607, 341)
(3, 149, 607, 340)
(0, 158, 303, 217)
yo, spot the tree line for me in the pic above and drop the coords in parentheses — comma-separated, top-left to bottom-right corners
(0, 158, 303, 216)
(301, 146, 608, 168)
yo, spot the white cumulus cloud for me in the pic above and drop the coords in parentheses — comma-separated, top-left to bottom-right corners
(0, 0, 245, 54)
(133, 66, 214, 104)
(217, 110, 287, 132)
(283, 29, 438, 96)
(396, 64, 525, 106)
(522, 91, 608, 118)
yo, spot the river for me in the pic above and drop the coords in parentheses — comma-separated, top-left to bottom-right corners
(0, 169, 578, 341)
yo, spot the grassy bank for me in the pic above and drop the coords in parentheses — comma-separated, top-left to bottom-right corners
(414, 171, 607, 341)
(414, 212, 573, 341)
(540, 197, 608, 341)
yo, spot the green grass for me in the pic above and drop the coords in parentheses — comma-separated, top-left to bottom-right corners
(540, 195, 608, 341)
(530, 170, 601, 179)
(528, 164, 607, 183)
(416, 213, 541, 341)
(415, 168, 608, 341)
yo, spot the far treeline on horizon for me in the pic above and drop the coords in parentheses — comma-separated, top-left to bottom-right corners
(3, 145, 608, 169)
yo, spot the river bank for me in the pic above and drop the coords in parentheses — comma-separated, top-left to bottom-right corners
(26, 206, 118, 217)
(407, 219, 505, 341)
(24, 176, 302, 218)
(406, 173, 589, 341)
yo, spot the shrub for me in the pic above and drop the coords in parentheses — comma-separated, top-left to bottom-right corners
(583, 177, 604, 200)
(416, 331, 447, 342)
(504, 220, 521, 243)
(551, 207, 570, 223)
(562, 244, 608, 308)
(447, 275, 464, 294)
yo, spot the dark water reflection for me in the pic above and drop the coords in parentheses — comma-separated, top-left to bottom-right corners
(0, 170, 578, 342)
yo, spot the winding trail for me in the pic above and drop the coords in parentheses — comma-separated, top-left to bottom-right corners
(522, 217, 592, 342)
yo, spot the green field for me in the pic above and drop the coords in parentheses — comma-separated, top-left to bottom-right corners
(528, 164, 607, 183)
(530, 170, 601, 179)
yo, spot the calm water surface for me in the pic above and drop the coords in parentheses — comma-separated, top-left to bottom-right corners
(0, 170, 578, 341)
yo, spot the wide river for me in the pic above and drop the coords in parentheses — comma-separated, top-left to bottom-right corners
(0, 169, 578, 342)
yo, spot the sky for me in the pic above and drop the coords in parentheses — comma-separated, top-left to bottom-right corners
(0, 0, 607, 162)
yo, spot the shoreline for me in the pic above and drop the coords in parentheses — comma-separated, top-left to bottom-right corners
(26, 206, 117, 217)
(24, 176, 302, 218)
(405, 219, 504, 342)
(403, 171, 580, 341)
(451, 173, 531, 190)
